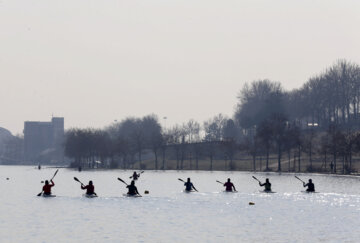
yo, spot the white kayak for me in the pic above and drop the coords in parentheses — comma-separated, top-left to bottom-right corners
(123, 193, 142, 197)
(83, 194, 98, 198)
(301, 191, 319, 193)
(183, 190, 196, 193)
(223, 190, 238, 193)
(259, 190, 276, 193)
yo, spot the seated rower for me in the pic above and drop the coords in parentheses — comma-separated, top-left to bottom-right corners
(43, 179, 55, 195)
(303, 179, 315, 192)
(81, 180, 96, 195)
(132, 171, 140, 180)
(127, 180, 140, 196)
(224, 178, 237, 192)
(184, 178, 198, 192)
(259, 178, 271, 192)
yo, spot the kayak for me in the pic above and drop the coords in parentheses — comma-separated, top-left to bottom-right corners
(259, 190, 276, 193)
(301, 191, 319, 193)
(183, 190, 196, 193)
(83, 194, 98, 198)
(123, 193, 142, 197)
(42, 194, 56, 197)
(223, 190, 238, 193)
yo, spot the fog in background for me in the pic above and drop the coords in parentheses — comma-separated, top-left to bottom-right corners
(1, 0, 359, 134)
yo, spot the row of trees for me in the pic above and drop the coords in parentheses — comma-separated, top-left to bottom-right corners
(245, 115, 360, 174)
(234, 59, 360, 174)
(64, 59, 360, 174)
(236, 60, 360, 130)
(64, 113, 241, 170)
(64, 113, 360, 174)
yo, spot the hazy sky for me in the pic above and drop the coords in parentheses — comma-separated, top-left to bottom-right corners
(1, 0, 360, 134)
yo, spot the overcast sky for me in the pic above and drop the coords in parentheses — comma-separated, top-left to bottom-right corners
(1, 0, 359, 135)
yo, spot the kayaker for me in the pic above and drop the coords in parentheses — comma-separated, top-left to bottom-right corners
(81, 180, 96, 195)
(184, 178, 198, 192)
(224, 178, 237, 192)
(259, 178, 271, 192)
(303, 179, 315, 192)
(127, 180, 140, 196)
(42, 179, 55, 195)
(132, 171, 140, 180)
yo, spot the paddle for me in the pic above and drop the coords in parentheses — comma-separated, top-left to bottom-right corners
(252, 176, 261, 183)
(37, 169, 59, 196)
(129, 171, 144, 179)
(118, 177, 128, 186)
(74, 177, 84, 186)
(50, 169, 59, 181)
(295, 176, 305, 184)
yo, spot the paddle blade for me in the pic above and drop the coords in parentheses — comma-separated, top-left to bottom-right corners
(37, 192, 42, 196)
(74, 177, 83, 185)
(178, 178, 184, 182)
(118, 178, 127, 185)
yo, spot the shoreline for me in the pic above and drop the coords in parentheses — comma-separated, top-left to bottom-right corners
(2, 164, 360, 178)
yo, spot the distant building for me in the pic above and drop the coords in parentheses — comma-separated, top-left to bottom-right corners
(23, 117, 64, 164)
(0, 127, 13, 156)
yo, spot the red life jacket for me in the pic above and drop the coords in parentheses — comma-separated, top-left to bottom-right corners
(43, 182, 54, 194)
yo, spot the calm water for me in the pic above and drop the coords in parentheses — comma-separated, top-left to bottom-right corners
(0, 166, 360, 242)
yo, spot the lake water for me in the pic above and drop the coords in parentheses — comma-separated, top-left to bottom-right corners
(0, 166, 359, 242)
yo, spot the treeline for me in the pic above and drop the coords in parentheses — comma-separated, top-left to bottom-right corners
(236, 60, 360, 129)
(65, 59, 360, 174)
(65, 114, 239, 170)
(234, 59, 360, 174)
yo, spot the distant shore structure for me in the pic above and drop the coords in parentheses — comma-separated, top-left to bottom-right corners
(24, 117, 64, 164)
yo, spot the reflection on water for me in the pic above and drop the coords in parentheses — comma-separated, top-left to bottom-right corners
(0, 166, 360, 242)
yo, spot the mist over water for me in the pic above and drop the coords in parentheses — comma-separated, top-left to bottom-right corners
(0, 166, 360, 242)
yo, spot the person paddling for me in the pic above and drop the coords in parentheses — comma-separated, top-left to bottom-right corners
(127, 180, 140, 196)
(132, 171, 140, 180)
(259, 178, 271, 192)
(224, 178, 237, 192)
(184, 178, 198, 192)
(81, 180, 96, 196)
(303, 179, 315, 192)
(42, 179, 55, 196)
